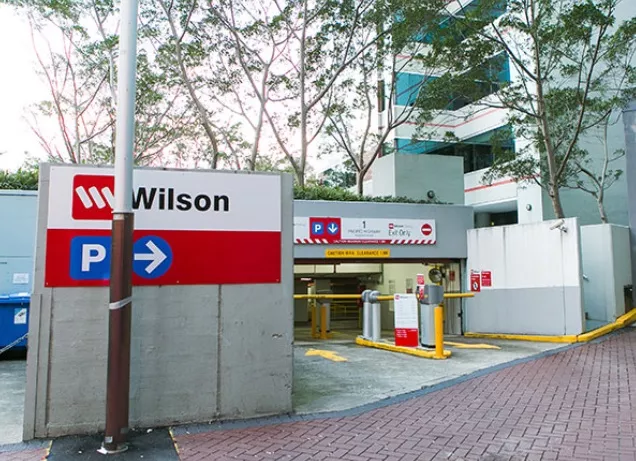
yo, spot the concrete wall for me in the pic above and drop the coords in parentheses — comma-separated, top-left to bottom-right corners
(370, 153, 464, 204)
(542, 114, 629, 227)
(580, 224, 632, 323)
(369, 155, 395, 197)
(465, 218, 585, 336)
(0, 190, 37, 294)
(24, 165, 294, 439)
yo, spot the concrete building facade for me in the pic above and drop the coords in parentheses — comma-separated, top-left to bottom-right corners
(359, 0, 634, 228)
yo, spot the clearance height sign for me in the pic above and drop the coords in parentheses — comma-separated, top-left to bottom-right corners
(45, 166, 282, 287)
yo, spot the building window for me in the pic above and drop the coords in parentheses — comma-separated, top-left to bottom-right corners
(412, 0, 508, 44)
(393, 125, 515, 173)
(393, 53, 510, 110)
(394, 73, 437, 106)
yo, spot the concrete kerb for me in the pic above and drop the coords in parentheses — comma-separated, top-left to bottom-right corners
(465, 307, 636, 344)
(0, 439, 51, 454)
(169, 328, 632, 439)
(354, 336, 452, 359)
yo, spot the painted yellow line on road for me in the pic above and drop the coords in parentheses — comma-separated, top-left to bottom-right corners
(355, 337, 451, 359)
(464, 332, 577, 343)
(305, 349, 348, 362)
(444, 341, 501, 350)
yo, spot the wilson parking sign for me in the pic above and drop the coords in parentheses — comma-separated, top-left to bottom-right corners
(45, 166, 283, 287)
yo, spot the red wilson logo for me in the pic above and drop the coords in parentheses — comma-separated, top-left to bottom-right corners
(72, 175, 115, 220)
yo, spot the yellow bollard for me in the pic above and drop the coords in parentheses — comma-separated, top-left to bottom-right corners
(320, 303, 328, 340)
(434, 304, 445, 359)
(310, 300, 318, 339)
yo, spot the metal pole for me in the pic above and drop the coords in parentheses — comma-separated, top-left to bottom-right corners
(361, 290, 371, 339)
(102, 0, 138, 452)
(370, 290, 381, 342)
(623, 100, 636, 292)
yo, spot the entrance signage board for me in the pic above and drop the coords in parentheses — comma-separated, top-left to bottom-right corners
(294, 217, 436, 244)
(45, 166, 282, 287)
(393, 293, 419, 347)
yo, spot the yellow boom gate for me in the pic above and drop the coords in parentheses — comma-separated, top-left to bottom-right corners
(294, 292, 474, 359)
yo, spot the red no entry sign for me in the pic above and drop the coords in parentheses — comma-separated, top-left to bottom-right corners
(421, 223, 433, 236)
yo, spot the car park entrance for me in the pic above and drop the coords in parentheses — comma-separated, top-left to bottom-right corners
(293, 200, 474, 342)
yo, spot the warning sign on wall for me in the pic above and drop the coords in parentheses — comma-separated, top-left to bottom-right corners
(470, 272, 481, 292)
(481, 271, 492, 287)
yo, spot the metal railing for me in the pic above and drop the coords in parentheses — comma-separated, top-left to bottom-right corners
(0, 333, 28, 356)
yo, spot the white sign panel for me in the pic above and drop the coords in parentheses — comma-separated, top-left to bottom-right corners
(14, 308, 27, 325)
(47, 166, 281, 231)
(294, 216, 436, 244)
(12, 273, 29, 284)
(393, 293, 419, 329)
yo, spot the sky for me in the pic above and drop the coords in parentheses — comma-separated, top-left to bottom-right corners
(0, 5, 50, 171)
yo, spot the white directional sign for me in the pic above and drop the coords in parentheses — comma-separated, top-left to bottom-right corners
(294, 217, 436, 244)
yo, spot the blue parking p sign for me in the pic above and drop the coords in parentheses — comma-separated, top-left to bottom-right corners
(69, 236, 111, 280)
(312, 222, 324, 235)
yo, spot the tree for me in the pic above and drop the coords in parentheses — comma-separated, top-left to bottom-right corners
(152, 0, 227, 169)
(324, 0, 453, 195)
(18, 0, 196, 166)
(416, 0, 636, 219)
(203, 0, 292, 171)
(206, 0, 395, 185)
(0, 157, 39, 190)
(562, 112, 625, 223)
(319, 158, 357, 188)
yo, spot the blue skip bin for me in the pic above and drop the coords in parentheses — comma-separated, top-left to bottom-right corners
(0, 293, 30, 351)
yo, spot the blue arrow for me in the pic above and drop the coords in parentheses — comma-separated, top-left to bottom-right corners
(327, 222, 339, 235)
(133, 236, 173, 279)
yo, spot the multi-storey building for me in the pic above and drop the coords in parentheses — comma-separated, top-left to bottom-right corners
(357, 0, 632, 228)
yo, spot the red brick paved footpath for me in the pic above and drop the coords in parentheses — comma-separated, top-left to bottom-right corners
(0, 448, 48, 461)
(174, 329, 636, 461)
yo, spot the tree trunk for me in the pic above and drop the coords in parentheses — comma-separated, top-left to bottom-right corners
(530, 0, 566, 222)
(597, 121, 610, 224)
(597, 200, 608, 223)
(357, 170, 364, 195)
(548, 183, 565, 218)
(597, 189, 608, 223)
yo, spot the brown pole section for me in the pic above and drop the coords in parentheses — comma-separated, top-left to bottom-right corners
(103, 212, 134, 452)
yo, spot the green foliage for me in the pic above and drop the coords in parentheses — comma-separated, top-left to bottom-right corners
(0, 167, 39, 191)
(320, 159, 356, 189)
(294, 184, 441, 204)
(413, 0, 636, 219)
(0, 165, 444, 205)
